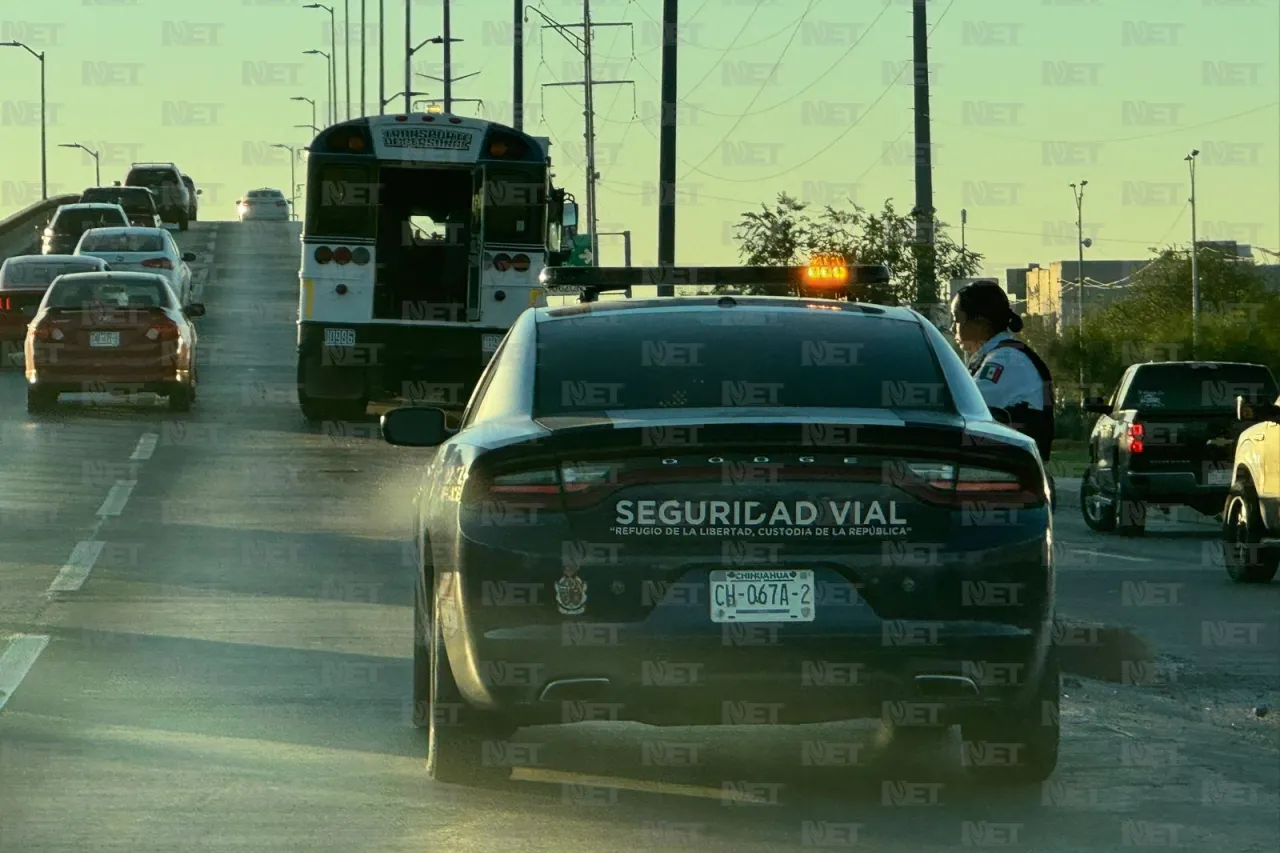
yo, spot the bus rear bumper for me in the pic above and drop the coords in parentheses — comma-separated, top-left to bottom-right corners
(296, 321, 497, 408)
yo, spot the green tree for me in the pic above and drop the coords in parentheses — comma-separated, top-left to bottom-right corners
(732, 193, 983, 304)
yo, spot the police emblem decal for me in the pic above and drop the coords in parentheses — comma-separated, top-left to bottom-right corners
(555, 570, 587, 616)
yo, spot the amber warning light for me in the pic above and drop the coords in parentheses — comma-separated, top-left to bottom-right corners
(806, 256, 849, 284)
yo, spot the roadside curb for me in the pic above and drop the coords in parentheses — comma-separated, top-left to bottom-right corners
(1055, 615, 1154, 682)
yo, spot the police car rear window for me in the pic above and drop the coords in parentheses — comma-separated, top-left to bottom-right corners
(533, 310, 951, 415)
(1121, 364, 1278, 411)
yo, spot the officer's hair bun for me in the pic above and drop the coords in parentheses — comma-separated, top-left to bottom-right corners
(1006, 311, 1024, 333)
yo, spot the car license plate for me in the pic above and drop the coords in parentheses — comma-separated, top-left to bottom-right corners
(710, 570, 815, 623)
(324, 327, 356, 347)
(482, 333, 503, 354)
(1207, 468, 1232, 486)
(89, 331, 120, 348)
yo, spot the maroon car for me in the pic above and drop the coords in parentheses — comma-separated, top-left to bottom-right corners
(25, 271, 204, 412)
(0, 255, 109, 353)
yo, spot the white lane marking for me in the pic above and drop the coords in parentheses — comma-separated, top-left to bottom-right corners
(96, 480, 136, 517)
(130, 433, 158, 461)
(48, 541, 106, 592)
(0, 634, 51, 712)
(1067, 549, 1153, 564)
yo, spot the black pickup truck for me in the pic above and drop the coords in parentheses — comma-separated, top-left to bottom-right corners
(1080, 361, 1278, 535)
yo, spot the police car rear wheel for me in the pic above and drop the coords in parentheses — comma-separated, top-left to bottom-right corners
(960, 647, 1060, 784)
(425, 596, 516, 786)
(1223, 491, 1279, 584)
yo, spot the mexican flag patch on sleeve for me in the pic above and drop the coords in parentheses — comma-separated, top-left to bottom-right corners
(979, 362, 1004, 383)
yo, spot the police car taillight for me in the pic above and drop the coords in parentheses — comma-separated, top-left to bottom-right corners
(905, 462, 1042, 507)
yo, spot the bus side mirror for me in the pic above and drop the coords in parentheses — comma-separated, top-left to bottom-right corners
(563, 202, 578, 228)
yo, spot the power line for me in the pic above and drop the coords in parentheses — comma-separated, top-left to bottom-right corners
(672, 1, 765, 100)
(680, 0, 952, 184)
(679, 0, 822, 180)
(690, 0, 898, 119)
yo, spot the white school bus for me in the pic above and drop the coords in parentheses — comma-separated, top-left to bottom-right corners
(296, 112, 578, 420)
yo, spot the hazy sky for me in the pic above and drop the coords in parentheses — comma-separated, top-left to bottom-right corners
(1, 0, 1277, 278)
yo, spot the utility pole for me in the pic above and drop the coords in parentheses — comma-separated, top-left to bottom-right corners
(911, 0, 937, 319)
(403, 0, 411, 113)
(413, 4, 471, 114)
(344, 0, 351, 119)
(378, 0, 385, 113)
(513, 0, 524, 130)
(360, 0, 366, 116)
(1186, 148, 1200, 355)
(443, 0, 452, 112)
(960, 208, 967, 252)
(529, 4, 634, 268)
(1070, 180, 1088, 401)
(657, 0, 677, 292)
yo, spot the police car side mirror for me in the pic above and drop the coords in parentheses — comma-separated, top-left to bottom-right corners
(990, 407, 1013, 425)
(382, 406, 452, 447)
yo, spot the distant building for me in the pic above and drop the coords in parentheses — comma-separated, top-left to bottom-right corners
(1004, 265, 1031, 301)
(1024, 260, 1150, 333)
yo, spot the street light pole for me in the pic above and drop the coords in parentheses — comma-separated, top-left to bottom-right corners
(303, 51, 334, 125)
(378, 0, 385, 114)
(0, 41, 47, 200)
(272, 145, 299, 220)
(1186, 149, 1200, 355)
(58, 143, 100, 185)
(360, 0, 366, 116)
(292, 96, 317, 133)
(1070, 179, 1088, 401)
(344, 0, 352, 119)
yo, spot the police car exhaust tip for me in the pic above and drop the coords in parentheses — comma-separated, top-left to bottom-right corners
(914, 675, 980, 697)
(538, 677, 612, 702)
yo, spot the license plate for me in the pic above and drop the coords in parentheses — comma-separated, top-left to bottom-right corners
(89, 331, 120, 348)
(324, 327, 356, 347)
(710, 570, 815, 623)
(482, 333, 503, 354)
(1207, 468, 1232, 486)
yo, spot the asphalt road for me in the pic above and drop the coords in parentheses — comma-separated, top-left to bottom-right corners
(0, 221, 1276, 852)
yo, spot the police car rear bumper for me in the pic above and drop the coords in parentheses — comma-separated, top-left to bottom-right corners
(296, 320, 496, 407)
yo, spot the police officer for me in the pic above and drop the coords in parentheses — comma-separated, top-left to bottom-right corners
(951, 280, 1057, 509)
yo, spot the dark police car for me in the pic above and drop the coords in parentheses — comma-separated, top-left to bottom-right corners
(382, 263, 1059, 787)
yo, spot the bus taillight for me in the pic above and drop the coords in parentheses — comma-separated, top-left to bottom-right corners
(512, 254, 530, 272)
(493, 253, 512, 271)
(351, 247, 370, 265)
(314, 246, 333, 264)
(333, 247, 352, 265)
